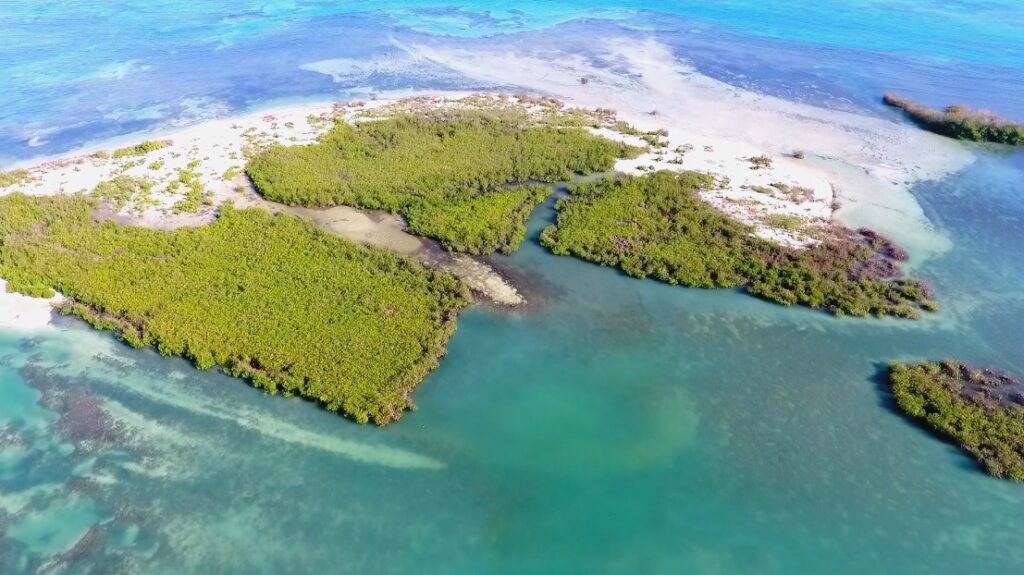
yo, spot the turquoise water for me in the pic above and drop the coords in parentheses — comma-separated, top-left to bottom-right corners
(3, 2, 1024, 573)
(3, 1, 1023, 163)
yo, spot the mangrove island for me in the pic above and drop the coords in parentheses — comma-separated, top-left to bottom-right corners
(889, 361, 1024, 481)
(0, 96, 946, 429)
(884, 93, 1024, 146)
(246, 108, 643, 255)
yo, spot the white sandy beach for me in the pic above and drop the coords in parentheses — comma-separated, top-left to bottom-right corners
(0, 280, 64, 333)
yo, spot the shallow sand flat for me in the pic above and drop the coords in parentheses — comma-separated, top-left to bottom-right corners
(230, 185, 427, 256)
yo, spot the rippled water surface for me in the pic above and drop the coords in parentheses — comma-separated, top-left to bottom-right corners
(2, 2, 1024, 573)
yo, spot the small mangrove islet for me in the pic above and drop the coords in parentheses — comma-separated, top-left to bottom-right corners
(245, 110, 643, 254)
(541, 171, 935, 318)
(888, 361, 1024, 481)
(884, 93, 1024, 146)
(0, 193, 470, 425)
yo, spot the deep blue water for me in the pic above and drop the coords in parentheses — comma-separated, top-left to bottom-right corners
(2, 2, 1024, 573)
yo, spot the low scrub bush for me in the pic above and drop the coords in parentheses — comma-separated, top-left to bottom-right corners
(92, 175, 157, 212)
(0, 169, 33, 188)
(112, 140, 171, 159)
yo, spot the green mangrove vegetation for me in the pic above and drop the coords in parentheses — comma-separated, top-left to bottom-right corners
(245, 112, 641, 254)
(405, 185, 551, 254)
(884, 93, 1024, 146)
(0, 193, 470, 425)
(112, 140, 171, 159)
(541, 171, 935, 318)
(889, 361, 1024, 481)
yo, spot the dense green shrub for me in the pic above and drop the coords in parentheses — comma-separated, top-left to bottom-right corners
(112, 140, 170, 159)
(884, 93, 1024, 146)
(541, 171, 936, 318)
(0, 193, 470, 425)
(405, 186, 550, 255)
(246, 112, 639, 254)
(889, 361, 1024, 481)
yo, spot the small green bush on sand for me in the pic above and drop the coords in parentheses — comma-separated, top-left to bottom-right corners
(763, 214, 805, 232)
(92, 175, 156, 212)
(0, 169, 33, 188)
(112, 140, 170, 159)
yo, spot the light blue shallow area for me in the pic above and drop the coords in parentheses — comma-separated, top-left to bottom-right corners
(3, 1, 1022, 57)
(2, 1, 1023, 164)
(2, 2, 1024, 573)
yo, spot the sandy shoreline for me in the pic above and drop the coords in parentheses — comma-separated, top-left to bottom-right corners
(0, 41, 974, 330)
(0, 280, 64, 333)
